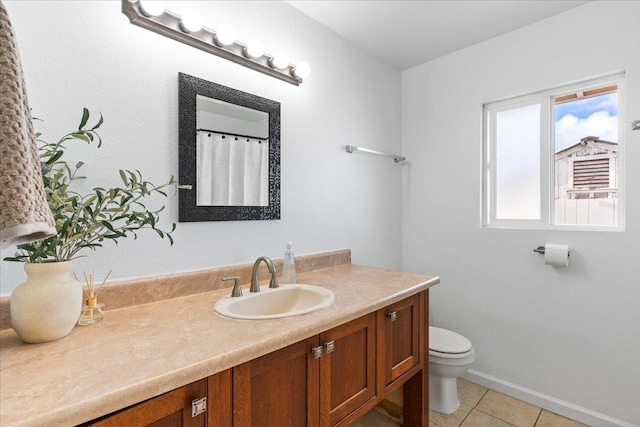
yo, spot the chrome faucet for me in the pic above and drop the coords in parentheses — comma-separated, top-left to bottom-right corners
(250, 256, 279, 293)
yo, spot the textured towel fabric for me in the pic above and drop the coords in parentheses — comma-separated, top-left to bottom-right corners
(0, 1, 55, 248)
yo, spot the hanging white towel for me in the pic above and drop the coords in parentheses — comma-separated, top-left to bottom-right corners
(0, 2, 56, 247)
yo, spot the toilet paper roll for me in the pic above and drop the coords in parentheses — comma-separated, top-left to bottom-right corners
(544, 244, 570, 267)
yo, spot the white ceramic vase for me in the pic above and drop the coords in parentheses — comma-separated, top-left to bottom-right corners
(10, 261, 82, 343)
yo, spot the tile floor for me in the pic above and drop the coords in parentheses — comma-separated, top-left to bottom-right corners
(352, 378, 589, 427)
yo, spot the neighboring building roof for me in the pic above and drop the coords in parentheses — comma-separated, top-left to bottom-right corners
(555, 136, 617, 158)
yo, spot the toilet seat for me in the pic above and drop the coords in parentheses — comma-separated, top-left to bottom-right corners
(429, 326, 473, 357)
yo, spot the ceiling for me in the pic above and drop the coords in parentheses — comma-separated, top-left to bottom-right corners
(286, 0, 590, 70)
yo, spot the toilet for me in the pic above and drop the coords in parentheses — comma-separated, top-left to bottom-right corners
(428, 326, 475, 414)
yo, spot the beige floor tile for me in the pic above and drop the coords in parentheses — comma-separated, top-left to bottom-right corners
(429, 403, 473, 427)
(535, 410, 588, 427)
(458, 378, 488, 407)
(461, 409, 516, 427)
(476, 390, 541, 427)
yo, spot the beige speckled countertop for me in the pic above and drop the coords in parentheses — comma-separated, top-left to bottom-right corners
(0, 263, 439, 426)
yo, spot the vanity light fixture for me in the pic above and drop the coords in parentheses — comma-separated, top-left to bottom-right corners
(214, 24, 236, 47)
(179, 9, 203, 33)
(244, 38, 265, 59)
(270, 51, 290, 70)
(122, 0, 309, 86)
(292, 61, 311, 79)
(138, 0, 165, 17)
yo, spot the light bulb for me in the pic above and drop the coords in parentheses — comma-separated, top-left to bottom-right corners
(292, 61, 311, 79)
(180, 9, 203, 33)
(139, 1, 166, 17)
(244, 38, 265, 59)
(214, 24, 236, 46)
(270, 51, 290, 70)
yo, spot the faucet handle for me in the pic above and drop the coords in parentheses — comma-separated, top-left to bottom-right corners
(222, 277, 243, 297)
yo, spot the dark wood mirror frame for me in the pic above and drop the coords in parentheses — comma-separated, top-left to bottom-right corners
(178, 72, 281, 222)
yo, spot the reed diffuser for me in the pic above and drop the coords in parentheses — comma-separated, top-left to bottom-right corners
(75, 270, 110, 325)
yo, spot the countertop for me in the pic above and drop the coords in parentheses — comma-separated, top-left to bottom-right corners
(0, 263, 439, 426)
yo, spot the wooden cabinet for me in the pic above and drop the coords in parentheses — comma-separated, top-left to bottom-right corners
(378, 293, 422, 393)
(85, 379, 208, 427)
(84, 290, 428, 427)
(232, 337, 319, 427)
(231, 294, 425, 427)
(231, 314, 376, 427)
(378, 292, 426, 427)
(320, 313, 377, 426)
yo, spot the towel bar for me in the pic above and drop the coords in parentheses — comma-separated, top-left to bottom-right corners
(345, 145, 406, 163)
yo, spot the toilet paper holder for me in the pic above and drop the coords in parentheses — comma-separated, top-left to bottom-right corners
(533, 246, 570, 257)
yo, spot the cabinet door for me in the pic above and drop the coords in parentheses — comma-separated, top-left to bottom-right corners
(378, 293, 421, 390)
(319, 313, 377, 426)
(208, 370, 232, 427)
(86, 379, 207, 427)
(233, 336, 320, 427)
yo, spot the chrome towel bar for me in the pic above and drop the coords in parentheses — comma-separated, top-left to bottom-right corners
(345, 145, 406, 163)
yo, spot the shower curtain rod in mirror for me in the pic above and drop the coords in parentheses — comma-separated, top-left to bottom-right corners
(196, 128, 268, 141)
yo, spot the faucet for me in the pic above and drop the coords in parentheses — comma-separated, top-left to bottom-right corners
(250, 256, 279, 293)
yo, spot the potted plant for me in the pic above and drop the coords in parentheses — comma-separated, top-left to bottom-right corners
(5, 109, 176, 343)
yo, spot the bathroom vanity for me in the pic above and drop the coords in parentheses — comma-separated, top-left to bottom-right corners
(0, 257, 439, 426)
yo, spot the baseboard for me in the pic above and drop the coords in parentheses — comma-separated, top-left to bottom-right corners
(463, 369, 638, 427)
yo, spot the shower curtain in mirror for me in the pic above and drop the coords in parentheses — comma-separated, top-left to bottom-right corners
(197, 132, 269, 206)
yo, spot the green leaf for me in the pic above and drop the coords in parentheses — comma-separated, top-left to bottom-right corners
(101, 220, 115, 232)
(92, 114, 104, 130)
(79, 108, 89, 129)
(46, 150, 63, 165)
(71, 132, 90, 143)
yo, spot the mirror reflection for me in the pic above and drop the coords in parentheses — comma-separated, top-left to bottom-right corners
(196, 96, 269, 207)
(178, 72, 280, 222)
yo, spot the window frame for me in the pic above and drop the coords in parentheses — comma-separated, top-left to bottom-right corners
(482, 73, 626, 231)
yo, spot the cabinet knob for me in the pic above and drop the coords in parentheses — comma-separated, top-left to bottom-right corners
(324, 341, 335, 353)
(387, 311, 397, 322)
(311, 346, 323, 359)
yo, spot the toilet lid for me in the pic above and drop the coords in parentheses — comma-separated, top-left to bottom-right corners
(429, 326, 472, 354)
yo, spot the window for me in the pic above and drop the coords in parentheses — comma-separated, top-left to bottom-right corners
(483, 74, 624, 230)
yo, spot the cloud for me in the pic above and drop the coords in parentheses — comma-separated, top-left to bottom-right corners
(555, 110, 618, 152)
(555, 93, 617, 120)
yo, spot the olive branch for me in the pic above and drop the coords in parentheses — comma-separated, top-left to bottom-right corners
(5, 109, 176, 263)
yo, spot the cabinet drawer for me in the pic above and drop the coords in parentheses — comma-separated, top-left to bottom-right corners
(85, 379, 207, 427)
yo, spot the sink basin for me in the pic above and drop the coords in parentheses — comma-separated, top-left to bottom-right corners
(214, 284, 335, 320)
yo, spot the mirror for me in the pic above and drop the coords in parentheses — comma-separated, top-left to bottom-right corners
(178, 73, 281, 222)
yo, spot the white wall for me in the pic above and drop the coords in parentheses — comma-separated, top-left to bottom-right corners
(402, 1, 639, 425)
(0, 1, 402, 295)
